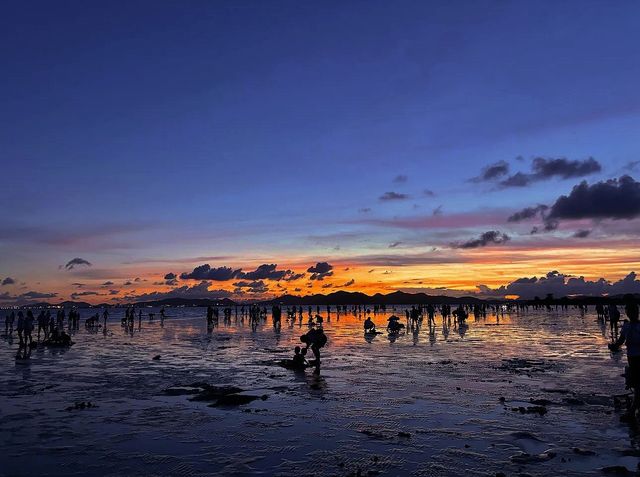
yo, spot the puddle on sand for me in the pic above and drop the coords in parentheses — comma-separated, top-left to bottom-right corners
(1, 307, 639, 476)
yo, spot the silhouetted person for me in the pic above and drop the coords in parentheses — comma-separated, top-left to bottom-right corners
(609, 303, 621, 336)
(5, 311, 15, 335)
(300, 327, 327, 374)
(364, 316, 376, 333)
(610, 296, 640, 421)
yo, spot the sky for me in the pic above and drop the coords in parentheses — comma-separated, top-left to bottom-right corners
(2, 0, 640, 304)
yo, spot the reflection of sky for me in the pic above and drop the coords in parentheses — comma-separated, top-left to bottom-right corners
(2, 2, 640, 302)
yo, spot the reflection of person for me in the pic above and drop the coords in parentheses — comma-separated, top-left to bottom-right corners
(609, 296, 640, 421)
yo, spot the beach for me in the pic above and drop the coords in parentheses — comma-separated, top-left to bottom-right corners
(0, 306, 636, 476)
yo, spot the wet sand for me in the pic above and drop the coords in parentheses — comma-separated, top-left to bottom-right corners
(0, 307, 637, 476)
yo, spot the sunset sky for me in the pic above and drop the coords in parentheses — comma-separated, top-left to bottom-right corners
(2, 1, 640, 304)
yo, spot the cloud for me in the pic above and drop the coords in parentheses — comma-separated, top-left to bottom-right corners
(393, 175, 408, 184)
(63, 257, 92, 270)
(573, 229, 591, 238)
(307, 262, 334, 280)
(478, 270, 640, 299)
(232, 280, 269, 294)
(452, 230, 510, 249)
(470, 160, 510, 182)
(237, 264, 289, 281)
(388, 241, 402, 248)
(180, 264, 241, 281)
(343, 279, 355, 287)
(321, 283, 333, 289)
(507, 204, 549, 222)
(423, 189, 436, 197)
(547, 175, 640, 221)
(1, 277, 15, 286)
(379, 191, 410, 201)
(283, 272, 305, 281)
(164, 272, 177, 280)
(101, 281, 114, 286)
(129, 281, 232, 302)
(498, 157, 602, 188)
(1, 290, 60, 302)
(625, 160, 640, 172)
(70, 291, 102, 300)
(358, 207, 372, 213)
(165, 279, 179, 286)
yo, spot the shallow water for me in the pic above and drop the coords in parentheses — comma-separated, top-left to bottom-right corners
(1, 306, 638, 476)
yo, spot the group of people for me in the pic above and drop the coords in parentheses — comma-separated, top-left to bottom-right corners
(281, 326, 328, 374)
(3, 309, 74, 351)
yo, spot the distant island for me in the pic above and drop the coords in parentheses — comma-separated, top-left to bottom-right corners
(4, 290, 639, 309)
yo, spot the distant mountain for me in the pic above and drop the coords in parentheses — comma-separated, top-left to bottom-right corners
(7, 290, 637, 310)
(133, 297, 238, 308)
(260, 290, 486, 306)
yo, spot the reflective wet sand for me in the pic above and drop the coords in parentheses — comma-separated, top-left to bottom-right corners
(0, 307, 637, 476)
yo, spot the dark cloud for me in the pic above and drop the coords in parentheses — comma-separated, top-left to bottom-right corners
(432, 205, 443, 216)
(70, 291, 102, 299)
(470, 160, 510, 182)
(388, 241, 402, 248)
(343, 279, 355, 287)
(180, 264, 241, 281)
(507, 204, 549, 222)
(478, 271, 640, 299)
(532, 157, 602, 179)
(179, 263, 300, 282)
(21, 291, 58, 300)
(307, 262, 334, 280)
(129, 281, 232, 302)
(108, 289, 119, 295)
(283, 272, 305, 281)
(547, 175, 640, 221)
(452, 230, 510, 249)
(358, 207, 372, 213)
(164, 272, 177, 280)
(232, 280, 269, 294)
(423, 189, 436, 197)
(393, 174, 408, 184)
(1, 289, 56, 304)
(101, 281, 114, 286)
(379, 191, 410, 201)
(498, 157, 602, 188)
(321, 283, 333, 289)
(165, 279, 179, 286)
(237, 264, 288, 281)
(573, 229, 591, 238)
(1, 277, 15, 286)
(63, 257, 92, 270)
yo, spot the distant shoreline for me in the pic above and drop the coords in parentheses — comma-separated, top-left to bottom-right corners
(2, 290, 638, 309)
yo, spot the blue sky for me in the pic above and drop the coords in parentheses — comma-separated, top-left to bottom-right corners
(2, 1, 640, 302)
